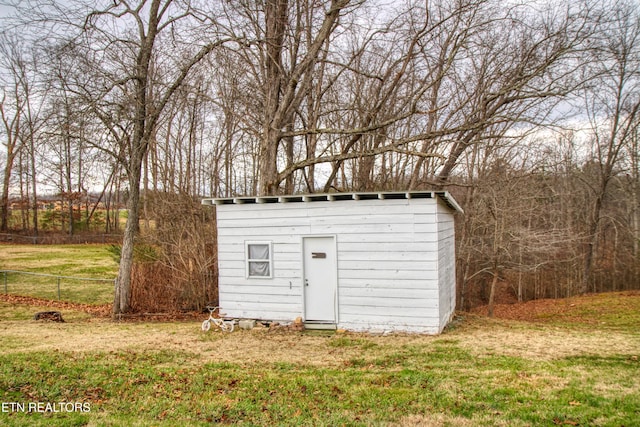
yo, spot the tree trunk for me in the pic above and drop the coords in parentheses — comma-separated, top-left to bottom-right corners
(113, 158, 143, 316)
(259, 127, 281, 195)
(0, 99, 20, 232)
(259, 0, 288, 195)
(112, 0, 160, 317)
(487, 267, 499, 318)
(0, 185, 10, 232)
(259, 0, 350, 195)
(0, 151, 15, 232)
(581, 194, 603, 294)
(29, 135, 38, 235)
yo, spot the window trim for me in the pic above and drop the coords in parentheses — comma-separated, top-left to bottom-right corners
(245, 241, 273, 279)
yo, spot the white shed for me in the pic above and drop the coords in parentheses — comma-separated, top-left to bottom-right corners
(202, 191, 463, 334)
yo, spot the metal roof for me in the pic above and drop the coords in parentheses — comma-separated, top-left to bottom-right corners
(202, 191, 463, 213)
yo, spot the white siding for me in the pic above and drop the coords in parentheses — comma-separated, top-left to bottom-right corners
(213, 192, 459, 333)
(216, 204, 307, 321)
(436, 198, 457, 331)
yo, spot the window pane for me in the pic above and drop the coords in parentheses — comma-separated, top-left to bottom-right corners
(248, 261, 270, 277)
(248, 244, 269, 260)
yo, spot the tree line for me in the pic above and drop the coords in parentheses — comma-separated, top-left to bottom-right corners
(0, 0, 638, 315)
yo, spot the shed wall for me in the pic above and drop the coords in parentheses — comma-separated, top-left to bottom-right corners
(215, 195, 456, 333)
(334, 199, 440, 333)
(436, 198, 457, 332)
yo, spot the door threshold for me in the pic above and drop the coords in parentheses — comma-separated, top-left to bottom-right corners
(303, 321, 337, 330)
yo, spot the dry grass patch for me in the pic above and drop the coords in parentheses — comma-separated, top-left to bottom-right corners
(0, 303, 640, 366)
(455, 315, 640, 360)
(0, 312, 425, 368)
(393, 413, 523, 427)
(1, 302, 638, 367)
(472, 291, 640, 325)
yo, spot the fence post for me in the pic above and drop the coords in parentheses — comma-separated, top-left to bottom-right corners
(3, 271, 6, 294)
(57, 277, 61, 300)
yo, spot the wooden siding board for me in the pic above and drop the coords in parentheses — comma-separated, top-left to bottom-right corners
(218, 283, 301, 293)
(339, 269, 438, 281)
(338, 316, 441, 328)
(217, 243, 300, 256)
(339, 286, 439, 299)
(310, 214, 418, 226)
(217, 227, 312, 237)
(338, 322, 440, 334)
(219, 291, 301, 304)
(414, 223, 439, 234)
(217, 301, 302, 321)
(217, 259, 300, 271)
(219, 299, 301, 312)
(339, 305, 439, 318)
(339, 278, 437, 290)
(220, 269, 301, 281)
(338, 251, 436, 262)
(338, 242, 439, 260)
(337, 233, 435, 244)
(309, 224, 413, 235)
(216, 201, 434, 219)
(217, 277, 302, 287)
(338, 260, 437, 271)
(340, 296, 438, 309)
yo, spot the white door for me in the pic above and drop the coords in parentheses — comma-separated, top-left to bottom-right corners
(303, 236, 337, 322)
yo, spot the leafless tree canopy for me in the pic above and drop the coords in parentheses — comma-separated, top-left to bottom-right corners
(1, 0, 639, 312)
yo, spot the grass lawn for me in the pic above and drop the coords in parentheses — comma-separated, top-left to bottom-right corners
(0, 244, 118, 304)
(0, 292, 639, 426)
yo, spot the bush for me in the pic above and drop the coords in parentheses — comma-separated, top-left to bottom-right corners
(128, 192, 218, 313)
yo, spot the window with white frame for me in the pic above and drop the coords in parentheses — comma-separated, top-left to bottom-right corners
(246, 241, 272, 278)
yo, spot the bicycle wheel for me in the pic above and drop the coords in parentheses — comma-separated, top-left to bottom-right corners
(221, 321, 234, 333)
(201, 319, 211, 332)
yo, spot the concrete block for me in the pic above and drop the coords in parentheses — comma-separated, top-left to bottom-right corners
(238, 319, 256, 330)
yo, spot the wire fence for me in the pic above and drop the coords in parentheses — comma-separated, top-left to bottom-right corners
(0, 233, 122, 245)
(0, 270, 115, 304)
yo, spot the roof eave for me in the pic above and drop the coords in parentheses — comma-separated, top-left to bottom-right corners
(202, 190, 463, 213)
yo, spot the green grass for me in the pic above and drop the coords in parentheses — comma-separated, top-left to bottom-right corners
(0, 336, 638, 426)
(0, 293, 639, 426)
(0, 244, 117, 304)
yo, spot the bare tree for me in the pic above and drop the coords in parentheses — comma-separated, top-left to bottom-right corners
(628, 120, 640, 282)
(259, 0, 353, 195)
(16, 0, 237, 315)
(218, 0, 593, 195)
(0, 42, 26, 231)
(0, 33, 45, 234)
(579, 0, 640, 293)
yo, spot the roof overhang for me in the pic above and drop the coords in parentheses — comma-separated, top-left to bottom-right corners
(202, 191, 463, 214)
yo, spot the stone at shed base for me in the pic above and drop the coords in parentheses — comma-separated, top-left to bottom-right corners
(238, 319, 256, 330)
(291, 316, 304, 331)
